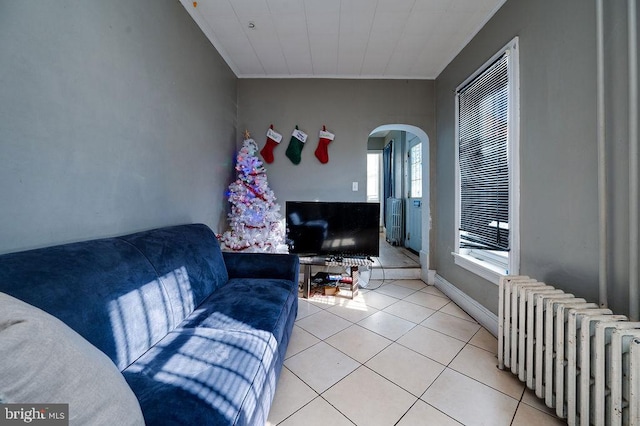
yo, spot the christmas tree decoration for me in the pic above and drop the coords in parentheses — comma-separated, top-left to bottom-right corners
(285, 125, 308, 165)
(314, 125, 335, 164)
(260, 124, 282, 164)
(220, 130, 287, 253)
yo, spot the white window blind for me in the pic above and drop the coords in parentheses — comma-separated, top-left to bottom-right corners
(457, 53, 510, 252)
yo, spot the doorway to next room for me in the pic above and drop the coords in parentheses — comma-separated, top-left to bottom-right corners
(367, 125, 429, 265)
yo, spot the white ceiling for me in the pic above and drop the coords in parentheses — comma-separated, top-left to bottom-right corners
(179, 0, 506, 79)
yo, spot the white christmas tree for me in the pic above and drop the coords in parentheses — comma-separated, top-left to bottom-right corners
(220, 131, 287, 253)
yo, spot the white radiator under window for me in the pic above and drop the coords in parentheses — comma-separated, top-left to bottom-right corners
(498, 276, 640, 425)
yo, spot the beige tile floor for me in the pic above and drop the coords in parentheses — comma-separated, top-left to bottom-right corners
(267, 279, 567, 426)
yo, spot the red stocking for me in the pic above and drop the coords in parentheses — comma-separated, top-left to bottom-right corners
(260, 125, 282, 164)
(314, 126, 335, 164)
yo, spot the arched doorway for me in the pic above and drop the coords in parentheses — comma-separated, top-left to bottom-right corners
(368, 124, 430, 279)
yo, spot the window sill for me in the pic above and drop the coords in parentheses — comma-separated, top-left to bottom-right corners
(452, 252, 507, 285)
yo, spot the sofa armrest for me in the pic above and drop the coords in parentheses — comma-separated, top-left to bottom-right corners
(222, 252, 300, 283)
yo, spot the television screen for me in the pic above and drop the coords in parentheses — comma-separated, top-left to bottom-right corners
(285, 201, 380, 258)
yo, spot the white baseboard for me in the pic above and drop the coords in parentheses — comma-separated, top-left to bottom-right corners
(434, 273, 498, 337)
(419, 250, 429, 283)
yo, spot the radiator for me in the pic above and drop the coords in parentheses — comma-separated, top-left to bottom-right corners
(385, 197, 403, 245)
(498, 275, 640, 425)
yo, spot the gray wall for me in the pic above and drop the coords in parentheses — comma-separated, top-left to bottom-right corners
(0, 0, 237, 254)
(435, 0, 635, 316)
(237, 79, 435, 205)
(367, 137, 386, 151)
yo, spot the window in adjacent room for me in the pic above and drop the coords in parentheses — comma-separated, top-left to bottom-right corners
(409, 142, 422, 198)
(367, 152, 382, 202)
(453, 37, 520, 284)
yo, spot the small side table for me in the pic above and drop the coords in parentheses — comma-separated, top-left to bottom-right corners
(299, 256, 372, 299)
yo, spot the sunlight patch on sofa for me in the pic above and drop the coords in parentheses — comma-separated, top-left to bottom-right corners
(125, 325, 278, 424)
(108, 278, 174, 369)
(186, 310, 277, 335)
(159, 266, 195, 323)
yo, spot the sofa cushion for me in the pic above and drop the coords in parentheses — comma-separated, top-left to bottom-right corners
(0, 238, 171, 370)
(120, 224, 229, 326)
(123, 327, 278, 426)
(180, 278, 298, 347)
(0, 292, 145, 425)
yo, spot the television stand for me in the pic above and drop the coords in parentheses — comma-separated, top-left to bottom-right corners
(298, 256, 373, 299)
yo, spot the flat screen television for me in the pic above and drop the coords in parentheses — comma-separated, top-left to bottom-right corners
(285, 201, 380, 258)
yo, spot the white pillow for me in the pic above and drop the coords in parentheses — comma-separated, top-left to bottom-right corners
(0, 292, 145, 425)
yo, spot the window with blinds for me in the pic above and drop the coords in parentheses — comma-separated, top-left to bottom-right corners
(453, 37, 519, 282)
(458, 54, 509, 252)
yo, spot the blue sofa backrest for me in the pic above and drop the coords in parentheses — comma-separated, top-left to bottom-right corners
(0, 237, 168, 370)
(0, 224, 228, 371)
(120, 224, 229, 326)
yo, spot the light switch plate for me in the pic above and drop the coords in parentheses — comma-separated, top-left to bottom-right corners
(352, 182, 358, 191)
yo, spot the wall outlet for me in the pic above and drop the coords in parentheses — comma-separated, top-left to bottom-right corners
(352, 182, 358, 191)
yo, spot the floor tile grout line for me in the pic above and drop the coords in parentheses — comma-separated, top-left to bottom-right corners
(283, 336, 328, 361)
(357, 361, 436, 400)
(466, 326, 500, 354)
(397, 293, 453, 311)
(434, 340, 556, 418)
(315, 394, 358, 426)
(322, 324, 393, 365)
(319, 363, 423, 426)
(392, 397, 463, 426)
(421, 309, 481, 327)
(294, 272, 560, 422)
(301, 303, 476, 356)
(294, 294, 458, 414)
(434, 304, 480, 324)
(356, 338, 555, 422)
(300, 298, 478, 349)
(272, 367, 322, 425)
(355, 317, 421, 343)
(413, 356, 470, 424)
(305, 351, 492, 422)
(283, 282, 564, 426)
(445, 358, 525, 402)
(327, 310, 474, 391)
(408, 321, 476, 345)
(378, 303, 438, 324)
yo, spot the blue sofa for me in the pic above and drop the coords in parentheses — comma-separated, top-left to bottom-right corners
(0, 224, 299, 425)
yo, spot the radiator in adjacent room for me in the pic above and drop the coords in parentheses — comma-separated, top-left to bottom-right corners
(385, 197, 403, 245)
(498, 276, 640, 425)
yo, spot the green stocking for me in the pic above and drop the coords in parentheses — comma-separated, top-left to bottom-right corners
(285, 125, 308, 165)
